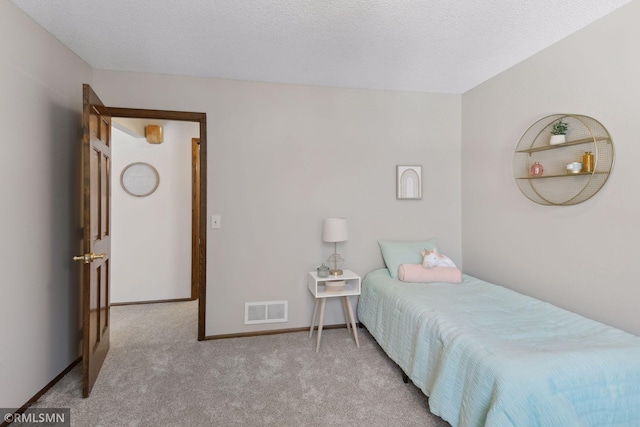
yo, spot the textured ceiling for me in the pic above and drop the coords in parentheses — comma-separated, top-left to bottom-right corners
(10, 0, 631, 94)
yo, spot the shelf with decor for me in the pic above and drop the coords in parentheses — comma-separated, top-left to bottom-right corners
(515, 136, 611, 154)
(517, 171, 609, 180)
(512, 114, 614, 206)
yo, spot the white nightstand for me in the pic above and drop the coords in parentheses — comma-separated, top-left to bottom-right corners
(308, 270, 361, 352)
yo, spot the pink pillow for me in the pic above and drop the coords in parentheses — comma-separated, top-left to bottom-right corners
(398, 264, 462, 284)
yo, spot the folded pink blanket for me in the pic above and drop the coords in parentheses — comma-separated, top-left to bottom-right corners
(398, 264, 462, 283)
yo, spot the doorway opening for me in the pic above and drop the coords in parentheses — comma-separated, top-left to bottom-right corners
(108, 107, 207, 341)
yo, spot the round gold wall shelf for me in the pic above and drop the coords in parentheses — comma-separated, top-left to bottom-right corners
(513, 114, 614, 206)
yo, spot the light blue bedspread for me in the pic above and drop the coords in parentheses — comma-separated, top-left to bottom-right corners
(357, 269, 640, 427)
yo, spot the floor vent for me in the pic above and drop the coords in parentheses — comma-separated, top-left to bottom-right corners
(245, 301, 288, 324)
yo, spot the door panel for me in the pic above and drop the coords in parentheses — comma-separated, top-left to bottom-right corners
(80, 84, 112, 397)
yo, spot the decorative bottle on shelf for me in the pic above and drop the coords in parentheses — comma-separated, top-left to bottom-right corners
(530, 162, 544, 177)
(582, 151, 594, 173)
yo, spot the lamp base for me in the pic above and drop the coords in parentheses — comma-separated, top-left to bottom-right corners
(327, 251, 345, 277)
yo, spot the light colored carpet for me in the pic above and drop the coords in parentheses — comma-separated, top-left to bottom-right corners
(30, 301, 450, 427)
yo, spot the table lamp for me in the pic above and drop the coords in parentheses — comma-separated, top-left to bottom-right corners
(322, 218, 348, 276)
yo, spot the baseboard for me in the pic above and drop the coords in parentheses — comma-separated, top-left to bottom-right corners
(111, 297, 193, 307)
(204, 322, 360, 340)
(1, 357, 81, 427)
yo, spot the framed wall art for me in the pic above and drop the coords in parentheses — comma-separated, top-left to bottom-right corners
(396, 165, 422, 200)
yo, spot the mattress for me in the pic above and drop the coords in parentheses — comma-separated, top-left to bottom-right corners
(357, 268, 640, 427)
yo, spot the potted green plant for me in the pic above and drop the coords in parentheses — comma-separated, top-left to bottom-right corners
(550, 119, 569, 145)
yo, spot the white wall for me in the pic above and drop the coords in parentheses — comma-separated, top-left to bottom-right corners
(111, 119, 198, 303)
(462, 1, 640, 335)
(92, 72, 462, 335)
(0, 1, 92, 407)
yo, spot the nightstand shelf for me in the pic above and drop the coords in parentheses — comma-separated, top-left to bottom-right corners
(308, 270, 361, 352)
(308, 270, 361, 298)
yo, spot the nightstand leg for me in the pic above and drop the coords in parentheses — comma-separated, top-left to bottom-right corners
(345, 297, 360, 348)
(341, 297, 351, 335)
(309, 298, 319, 337)
(316, 298, 327, 352)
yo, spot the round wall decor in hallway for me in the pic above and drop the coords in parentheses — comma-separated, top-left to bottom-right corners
(120, 162, 160, 197)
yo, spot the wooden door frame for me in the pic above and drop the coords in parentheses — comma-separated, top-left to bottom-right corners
(191, 138, 201, 300)
(108, 107, 207, 341)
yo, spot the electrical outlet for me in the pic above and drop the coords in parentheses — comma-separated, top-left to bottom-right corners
(211, 215, 221, 229)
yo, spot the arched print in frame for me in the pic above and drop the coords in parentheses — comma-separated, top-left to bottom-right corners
(396, 165, 422, 200)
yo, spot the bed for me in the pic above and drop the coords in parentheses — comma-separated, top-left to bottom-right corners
(357, 267, 640, 427)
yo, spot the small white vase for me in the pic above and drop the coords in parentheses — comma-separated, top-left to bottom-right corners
(549, 134, 566, 145)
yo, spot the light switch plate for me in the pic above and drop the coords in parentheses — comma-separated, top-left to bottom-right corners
(211, 215, 221, 229)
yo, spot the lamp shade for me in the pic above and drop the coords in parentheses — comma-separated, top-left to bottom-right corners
(322, 218, 348, 243)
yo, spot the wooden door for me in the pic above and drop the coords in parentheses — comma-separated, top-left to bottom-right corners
(77, 84, 112, 397)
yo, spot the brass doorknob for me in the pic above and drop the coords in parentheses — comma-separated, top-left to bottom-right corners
(73, 252, 107, 264)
